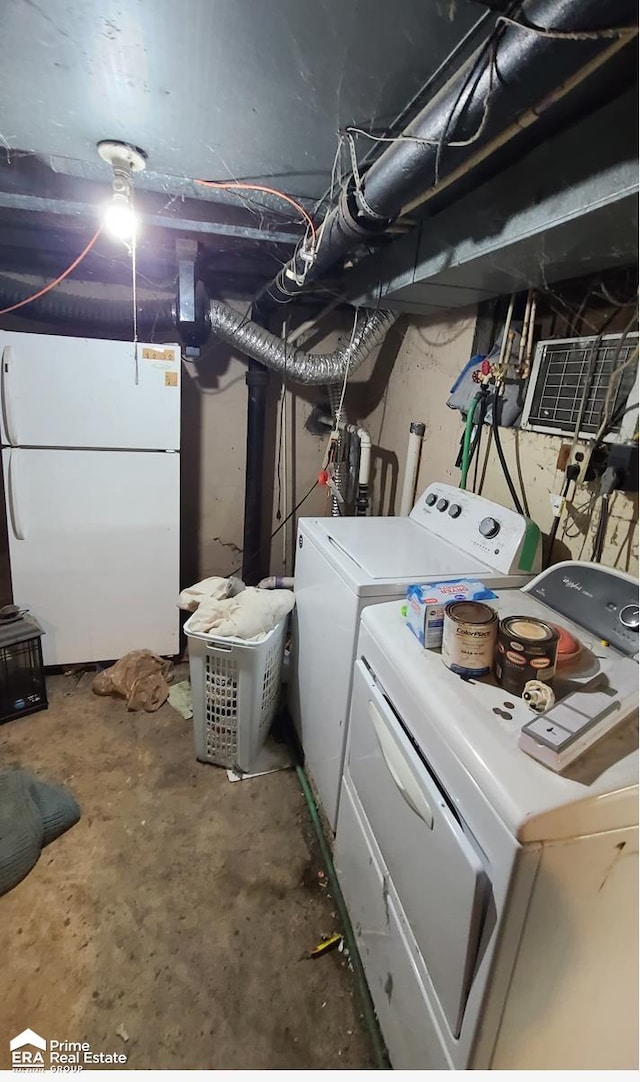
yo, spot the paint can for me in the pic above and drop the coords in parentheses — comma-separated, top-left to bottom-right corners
(441, 601, 497, 677)
(495, 615, 559, 697)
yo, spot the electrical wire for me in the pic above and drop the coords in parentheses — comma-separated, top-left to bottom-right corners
(596, 283, 639, 309)
(491, 383, 524, 515)
(195, 179, 317, 247)
(130, 209, 139, 386)
(544, 472, 574, 568)
(0, 226, 102, 317)
(433, 13, 506, 185)
(228, 479, 319, 579)
(495, 15, 637, 41)
(312, 7, 497, 219)
(344, 126, 439, 148)
(591, 495, 610, 562)
(346, 56, 497, 159)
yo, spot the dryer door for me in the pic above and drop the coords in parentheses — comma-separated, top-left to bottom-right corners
(348, 659, 489, 1038)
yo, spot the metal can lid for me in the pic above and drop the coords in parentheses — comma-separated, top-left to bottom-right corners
(500, 615, 559, 643)
(444, 601, 496, 625)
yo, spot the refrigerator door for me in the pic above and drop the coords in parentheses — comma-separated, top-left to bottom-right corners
(0, 333, 180, 450)
(3, 447, 179, 665)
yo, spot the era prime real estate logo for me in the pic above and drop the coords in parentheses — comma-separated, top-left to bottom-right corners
(10, 1028, 127, 1070)
(10, 1030, 46, 1068)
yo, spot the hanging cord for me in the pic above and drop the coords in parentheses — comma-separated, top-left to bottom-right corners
(591, 494, 610, 563)
(0, 227, 102, 317)
(544, 466, 578, 568)
(591, 467, 624, 563)
(195, 179, 316, 250)
(228, 479, 319, 579)
(130, 213, 139, 385)
(491, 383, 524, 516)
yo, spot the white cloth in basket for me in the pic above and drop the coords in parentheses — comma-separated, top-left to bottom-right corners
(187, 586, 294, 640)
(178, 575, 245, 612)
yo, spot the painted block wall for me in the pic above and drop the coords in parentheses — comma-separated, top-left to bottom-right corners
(358, 312, 638, 576)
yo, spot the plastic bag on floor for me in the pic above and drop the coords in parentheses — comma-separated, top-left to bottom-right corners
(92, 650, 173, 712)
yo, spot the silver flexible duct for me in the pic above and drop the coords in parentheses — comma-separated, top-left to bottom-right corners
(209, 300, 396, 386)
(327, 382, 342, 420)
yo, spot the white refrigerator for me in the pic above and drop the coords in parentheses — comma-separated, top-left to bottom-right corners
(0, 331, 181, 666)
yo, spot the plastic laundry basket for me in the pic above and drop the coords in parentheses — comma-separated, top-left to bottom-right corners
(184, 613, 287, 773)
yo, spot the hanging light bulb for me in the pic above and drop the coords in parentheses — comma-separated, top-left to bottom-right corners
(97, 140, 147, 243)
(103, 191, 137, 240)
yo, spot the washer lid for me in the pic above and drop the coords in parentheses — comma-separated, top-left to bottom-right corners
(322, 518, 489, 579)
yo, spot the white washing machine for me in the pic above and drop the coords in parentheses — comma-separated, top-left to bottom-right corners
(290, 481, 542, 829)
(334, 561, 638, 1070)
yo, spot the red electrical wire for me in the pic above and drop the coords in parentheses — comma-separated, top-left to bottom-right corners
(0, 226, 103, 317)
(195, 179, 316, 245)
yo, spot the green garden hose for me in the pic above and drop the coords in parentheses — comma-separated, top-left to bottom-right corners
(459, 391, 481, 490)
(294, 763, 389, 1069)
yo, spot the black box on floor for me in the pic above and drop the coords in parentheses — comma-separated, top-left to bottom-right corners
(0, 606, 48, 724)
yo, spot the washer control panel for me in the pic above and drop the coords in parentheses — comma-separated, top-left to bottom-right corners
(410, 482, 541, 575)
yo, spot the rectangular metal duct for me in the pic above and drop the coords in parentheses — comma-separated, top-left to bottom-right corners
(347, 90, 638, 315)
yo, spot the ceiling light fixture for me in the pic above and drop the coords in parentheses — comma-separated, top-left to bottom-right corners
(97, 140, 147, 242)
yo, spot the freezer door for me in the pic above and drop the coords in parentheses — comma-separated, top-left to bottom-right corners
(0, 332, 180, 449)
(3, 448, 179, 665)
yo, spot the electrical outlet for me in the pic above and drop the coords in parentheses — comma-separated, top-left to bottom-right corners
(567, 443, 593, 485)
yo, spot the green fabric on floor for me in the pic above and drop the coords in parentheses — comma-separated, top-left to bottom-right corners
(168, 680, 193, 720)
(0, 769, 80, 896)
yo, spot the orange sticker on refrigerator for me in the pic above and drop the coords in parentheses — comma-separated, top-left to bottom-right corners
(143, 348, 175, 361)
(165, 371, 178, 387)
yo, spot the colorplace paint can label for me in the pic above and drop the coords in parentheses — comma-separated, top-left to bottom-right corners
(495, 615, 559, 697)
(441, 601, 497, 677)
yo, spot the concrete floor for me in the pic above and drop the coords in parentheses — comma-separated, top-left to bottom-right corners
(0, 671, 374, 1070)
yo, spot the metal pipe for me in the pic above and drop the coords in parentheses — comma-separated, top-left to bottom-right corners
(399, 422, 425, 515)
(254, 0, 635, 315)
(0, 275, 175, 331)
(400, 31, 635, 216)
(242, 362, 269, 585)
(209, 299, 396, 386)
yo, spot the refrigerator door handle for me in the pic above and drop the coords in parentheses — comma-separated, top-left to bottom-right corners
(7, 449, 26, 541)
(1, 346, 18, 446)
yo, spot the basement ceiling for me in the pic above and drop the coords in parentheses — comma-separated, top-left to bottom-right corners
(0, 0, 635, 306)
(0, 0, 485, 204)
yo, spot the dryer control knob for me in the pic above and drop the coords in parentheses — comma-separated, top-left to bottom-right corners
(619, 605, 640, 630)
(425, 493, 437, 506)
(479, 516, 500, 538)
(436, 498, 449, 512)
(448, 504, 462, 518)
